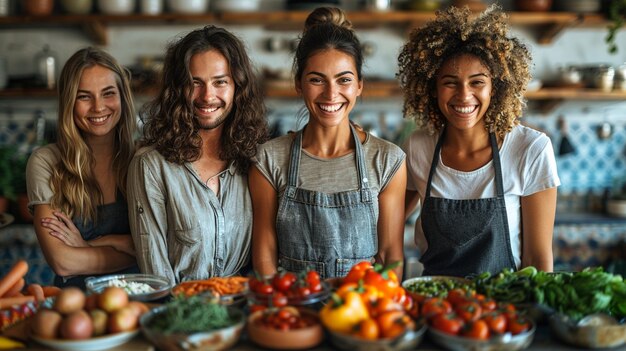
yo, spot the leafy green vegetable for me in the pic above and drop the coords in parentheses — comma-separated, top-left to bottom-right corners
(149, 295, 237, 334)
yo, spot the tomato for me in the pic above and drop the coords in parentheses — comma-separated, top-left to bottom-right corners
(507, 314, 530, 335)
(296, 286, 311, 297)
(480, 298, 497, 312)
(271, 292, 288, 307)
(377, 311, 414, 339)
(306, 271, 321, 288)
(249, 304, 266, 314)
(343, 262, 374, 284)
(446, 288, 472, 306)
(255, 283, 274, 295)
(273, 272, 297, 293)
(455, 301, 482, 322)
(482, 313, 507, 334)
(370, 296, 403, 317)
(462, 319, 490, 340)
(353, 318, 380, 340)
(498, 303, 516, 314)
(421, 297, 452, 318)
(430, 313, 464, 335)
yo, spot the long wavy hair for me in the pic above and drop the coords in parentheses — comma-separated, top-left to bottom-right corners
(50, 47, 136, 223)
(397, 5, 532, 139)
(141, 25, 269, 173)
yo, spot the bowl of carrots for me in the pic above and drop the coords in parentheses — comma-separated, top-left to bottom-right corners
(172, 276, 249, 307)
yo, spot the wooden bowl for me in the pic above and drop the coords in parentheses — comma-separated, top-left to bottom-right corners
(247, 308, 323, 350)
(514, 0, 553, 12)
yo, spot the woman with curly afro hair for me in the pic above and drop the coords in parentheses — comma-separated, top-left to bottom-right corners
(398, 5, 559, 277)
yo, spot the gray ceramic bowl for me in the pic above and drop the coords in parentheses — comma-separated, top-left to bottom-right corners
(140, 305, 245, 351)
(328, 323, 427, 351)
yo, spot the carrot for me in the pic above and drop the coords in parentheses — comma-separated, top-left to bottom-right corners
(0, 260, 28, 298)
(26, 284, 45, 303)
(2, 278, 24, 298)
(0, 295, 35, 309)
(41, 286, 62, 298)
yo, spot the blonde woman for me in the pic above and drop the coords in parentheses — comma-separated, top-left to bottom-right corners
(26, 47, 138, 288)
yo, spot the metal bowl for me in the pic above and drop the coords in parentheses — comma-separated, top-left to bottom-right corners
(140, 305, 245, 351)
(549, 313, 626, 349)
(247, 281, 331, 309)
(402, 276, 474, 297)
(428, 322, 536, 351)
(85, 273, 171, 302)
(328, 323, 427, 351)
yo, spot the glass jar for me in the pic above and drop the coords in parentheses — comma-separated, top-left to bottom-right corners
(594, 66, 615, 92)
(34, 45, 57, 89)
(614, 64, 626, 91)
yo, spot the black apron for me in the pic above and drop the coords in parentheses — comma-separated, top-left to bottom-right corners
(420, 132, 516, 277)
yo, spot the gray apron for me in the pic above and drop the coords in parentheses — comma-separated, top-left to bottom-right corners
(276, 124, 377, 279)
(420, 131, 516, 277)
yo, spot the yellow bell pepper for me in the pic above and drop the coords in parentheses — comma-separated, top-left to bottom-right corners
(320, 291, 369, 334)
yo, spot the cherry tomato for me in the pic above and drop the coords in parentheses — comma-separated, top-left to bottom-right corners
(455, 301, 482, 322)
(306, 271, 321, 287)
(354, 318, 380, 340)
(377, 311, 414, 339)
(273, 272, 297, 293)
(480, 298, 497, 312)
(446, 288, 472, 306)
(271, 292, 288, 307)
(249, 304, 266, 314)
(482, 313, 507, 334)
(421, 297, 452, 318)
(296, 286, 311, 297)
(370, 296, 403, 317)
(255, 283, 274, 295)
(507, 314, 530, 335)
(430, 313, 464, 336)
(462, 319, 490, 340)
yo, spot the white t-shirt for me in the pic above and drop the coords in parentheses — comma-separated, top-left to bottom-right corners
(403, 125, 561, 268)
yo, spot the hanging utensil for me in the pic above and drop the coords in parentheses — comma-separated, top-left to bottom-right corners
(558, 116, 576, 156)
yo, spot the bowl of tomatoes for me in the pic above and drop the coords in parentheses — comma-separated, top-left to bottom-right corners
(327, 321, 427, 351)
(247, 270, 330, 309)
(247, 306, 324, 350)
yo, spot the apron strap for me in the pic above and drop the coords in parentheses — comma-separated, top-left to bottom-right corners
(284, 123, 372, 202)
(426, 130, 503, 198)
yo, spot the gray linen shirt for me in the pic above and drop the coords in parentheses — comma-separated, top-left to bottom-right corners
(127, 145, 252, 285)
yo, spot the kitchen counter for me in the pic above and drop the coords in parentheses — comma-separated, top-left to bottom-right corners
(9, 323, 625, 351)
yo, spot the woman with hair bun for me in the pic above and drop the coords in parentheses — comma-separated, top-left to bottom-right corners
(399, 6, 560, 277)
(250, 7, 406, 279)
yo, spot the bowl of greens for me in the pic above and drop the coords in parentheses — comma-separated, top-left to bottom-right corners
(140, 295, 245, 351)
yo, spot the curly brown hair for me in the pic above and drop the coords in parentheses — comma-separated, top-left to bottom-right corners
(397, 5, 532, 139)
(141, 25, 269, 174)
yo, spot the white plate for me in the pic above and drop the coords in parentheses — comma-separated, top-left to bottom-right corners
(32, 330, 139, 351)
(0, 212, 14, 229)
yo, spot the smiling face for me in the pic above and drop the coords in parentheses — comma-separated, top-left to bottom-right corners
(73, 65, 122, 140)
(435, 53, 493, 132)
(296, 49, 363, 128)
(190, 49, 235, 130)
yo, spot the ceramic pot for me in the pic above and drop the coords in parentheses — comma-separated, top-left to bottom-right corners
(514, 0, 553, 11)
(60, 0, 93, 14)
(97, 0, 136, 14)
(22, 0, 54, 16)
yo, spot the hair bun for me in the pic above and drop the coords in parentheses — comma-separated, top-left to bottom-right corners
(304, 7, 352, 32)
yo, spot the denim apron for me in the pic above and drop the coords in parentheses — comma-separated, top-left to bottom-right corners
(420, 132, 516, 277)
(55, 192, 139, 289)
(276, 124, 377, 279)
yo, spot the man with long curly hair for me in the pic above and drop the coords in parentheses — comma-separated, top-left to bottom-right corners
(398, 6, 559, 277)
(127, 26, 269, 284)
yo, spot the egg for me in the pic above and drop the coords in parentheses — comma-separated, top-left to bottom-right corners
(54, 287, 86, 314)
(31, 308, 62, 339)
(60, 310, 93, 340)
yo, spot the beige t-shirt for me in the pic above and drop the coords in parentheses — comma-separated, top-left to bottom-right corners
(254, 132, 405, 196)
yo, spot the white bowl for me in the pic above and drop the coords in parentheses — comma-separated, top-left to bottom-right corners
(167, 0, 209, 14)
(97, 0, 136, 14)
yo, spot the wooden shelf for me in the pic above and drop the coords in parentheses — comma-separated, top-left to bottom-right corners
(0, 11, 613, 45)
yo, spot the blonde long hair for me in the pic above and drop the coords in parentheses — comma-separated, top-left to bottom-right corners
(50, 47, 136, 223)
